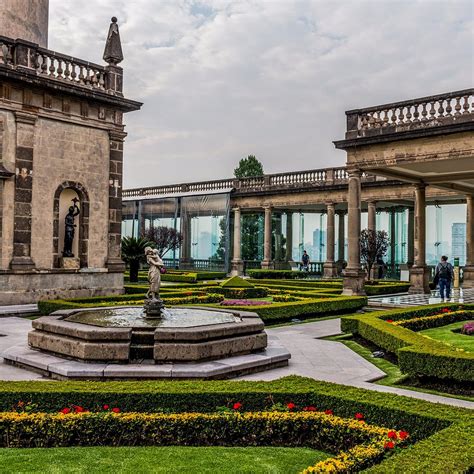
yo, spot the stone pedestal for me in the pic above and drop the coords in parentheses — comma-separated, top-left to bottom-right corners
(60, 257, 80, 270)
(462, 266, 474, 288)
(342, 269, 366, 296)
(409, 265, 430, 294)
(323, 262, 338, 278)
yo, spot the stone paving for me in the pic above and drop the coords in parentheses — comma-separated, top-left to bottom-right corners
(0, 316, 472, 409)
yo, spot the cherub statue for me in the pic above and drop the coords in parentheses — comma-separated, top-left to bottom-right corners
(145, 246, 164, 300)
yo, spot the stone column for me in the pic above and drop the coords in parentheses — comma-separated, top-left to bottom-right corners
(342, 170, 366, 295)
(409, 184, 430, 293)
(323, 202, 337, 278)
(10, 112, 37, 270)
(230, 207, 243, 275)
(407, 207, 414, 266)
(274, 212, 283, 263)
(179, 213, 192, 269)
(462, 195, 474, 287)
(261, 205, 273, 269)
(367, 201, 377, 279)
(106, 130, 127, 272)
(390, 208, 396, 270)
(285, 211, 293, 263)
(337, 211, 345, 262)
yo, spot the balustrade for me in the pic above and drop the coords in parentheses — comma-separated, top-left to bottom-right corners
(346, 89, 474, 137)
(0, 36, 120, 94)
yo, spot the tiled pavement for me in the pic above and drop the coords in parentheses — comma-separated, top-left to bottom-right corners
(369, 287, 474, 307)
(1, 316, 472, 409)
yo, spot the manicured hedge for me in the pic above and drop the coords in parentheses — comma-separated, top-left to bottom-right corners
(210, 296, 367, 323)
(207, 286, 268, 299)
(364, 282, 411, 296)
(0, 411, 390, 453)
(342, 304, 474, 382)
(247, 270, 311, 279)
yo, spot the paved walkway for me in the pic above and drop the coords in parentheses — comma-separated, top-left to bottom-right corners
(0, 317, 472, 408)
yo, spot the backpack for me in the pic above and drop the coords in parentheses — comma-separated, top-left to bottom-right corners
(438, 263, 451, 279)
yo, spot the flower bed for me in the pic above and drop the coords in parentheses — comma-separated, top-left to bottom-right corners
(220, 299, 271, 306)
(0, 409, 409, 473)
(342, 303, 474, 382)
(461, 321, 474, 335)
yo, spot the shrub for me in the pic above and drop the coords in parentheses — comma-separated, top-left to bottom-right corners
(247, 270, 309, 279)
(161, 273, 198, 283)
(220, 276, 254, 288)
(342, 304, 474, 382)
(220, 300, 272, 306)
(195, 272, 227, 280)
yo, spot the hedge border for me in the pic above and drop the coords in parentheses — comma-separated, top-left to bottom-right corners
(341, 303, 474, 381)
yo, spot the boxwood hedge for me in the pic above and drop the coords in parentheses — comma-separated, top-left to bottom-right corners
(341, 303, 474, 382)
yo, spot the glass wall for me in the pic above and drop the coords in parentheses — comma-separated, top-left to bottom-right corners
(121, 193, 231, 271)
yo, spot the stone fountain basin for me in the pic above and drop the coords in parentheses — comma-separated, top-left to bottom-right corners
(28, 306, 267, 363)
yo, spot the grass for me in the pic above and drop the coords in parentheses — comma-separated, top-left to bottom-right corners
(327, 333, 474, 401)
(419, 321, 473, 351)
(0, 446, 330, 474)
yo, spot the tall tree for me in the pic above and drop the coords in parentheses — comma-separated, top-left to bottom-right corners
(360, 229, 390, 280)
(234, 156, 264, 262)
(234, 155, 264, 178)
(144, 226, 183, 258)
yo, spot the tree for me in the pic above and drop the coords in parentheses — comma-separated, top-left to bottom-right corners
(360, 229, 390, 280)
(144, 226, 183, 258)
(234, 155, 264, 178)
(121, 236, 152, 282)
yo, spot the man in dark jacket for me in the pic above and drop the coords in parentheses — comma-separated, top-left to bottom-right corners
(435, 256, 454, 301)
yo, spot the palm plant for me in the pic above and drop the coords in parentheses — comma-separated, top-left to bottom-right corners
(121, 236, 152, 282)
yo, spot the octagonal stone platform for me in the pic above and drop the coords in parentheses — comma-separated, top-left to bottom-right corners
(2, 306, 290, 380)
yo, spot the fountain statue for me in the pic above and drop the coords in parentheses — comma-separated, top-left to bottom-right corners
(144, 247, 165, 318)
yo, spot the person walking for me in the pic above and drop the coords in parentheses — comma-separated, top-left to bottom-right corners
(435, 255, 454, 301)
(301, 250, 310, 272)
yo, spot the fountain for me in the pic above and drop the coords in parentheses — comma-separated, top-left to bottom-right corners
(10, 248, 290, 379)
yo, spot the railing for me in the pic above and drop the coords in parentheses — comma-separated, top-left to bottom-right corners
(0, 36, 121, 95)
(123, 166, 377, 199)
(243, 260, 262, 275)
(346, 89, 474, 139)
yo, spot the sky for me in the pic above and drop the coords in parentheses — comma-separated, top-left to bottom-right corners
(48, 0, 474, 188)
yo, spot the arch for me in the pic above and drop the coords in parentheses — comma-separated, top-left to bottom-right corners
(52, 181, 90, 268)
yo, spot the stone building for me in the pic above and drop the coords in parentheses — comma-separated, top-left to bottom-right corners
(0, 2, 141, 303)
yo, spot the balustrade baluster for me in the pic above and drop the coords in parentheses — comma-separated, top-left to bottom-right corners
(48, 57, 56, 77)
(382, 109, 389, 126)
(406, 106, 412, 122)
(421, 102, 428, 121)
(438, 99, 445, 117)
(462, 95, 470, 114)
(446, 98, 453, 116)
(398, 106, 405, 122)
(56, 58, 63, 78)
(413, 104, 419, 122)
(454, 96, 462, 116)
(391, 108, 398, 124)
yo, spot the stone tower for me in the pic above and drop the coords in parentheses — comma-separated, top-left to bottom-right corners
(0, 0, 49, 47)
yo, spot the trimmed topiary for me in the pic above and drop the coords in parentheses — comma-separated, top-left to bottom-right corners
(220, 276, 254, 288)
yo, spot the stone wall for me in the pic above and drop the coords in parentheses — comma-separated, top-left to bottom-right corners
(30, 119, 110, 270)
(0, 271, 123, 305)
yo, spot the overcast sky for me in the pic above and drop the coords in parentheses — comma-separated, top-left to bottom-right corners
(49, 0, 473, 188)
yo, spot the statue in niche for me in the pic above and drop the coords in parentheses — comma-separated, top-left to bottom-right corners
(63, 198, 80, 258)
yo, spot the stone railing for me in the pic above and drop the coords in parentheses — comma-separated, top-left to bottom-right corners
(123, 166, 376, 199)
(345, 89, 474, 139)
(0, 36, 121, 95)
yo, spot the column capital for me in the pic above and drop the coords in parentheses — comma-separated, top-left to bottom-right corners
(347, 167, 363, 179)
(263, 204, 272, 211)
(232, 206, 241, 213)
(413, 182, 427, 190)
(325, 201, 335, 208)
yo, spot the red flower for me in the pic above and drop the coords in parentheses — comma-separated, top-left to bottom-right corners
(103, 405, 109, 410)
(60, 408, 71, 414)
(387, 431, 398, 439)
(303, 406, 316, 412)
(442, 308, 450, 313)
(111, 407, 120, 413)
(17, 401, 25, 408)
(74, 406, 84, 413)
(399, 431, 409, 440)
(287, 402, 296, 411)
(386, 319, 394, 323)
(324, 409, 333, 415)
(233, 402, 242, 410)
(384, 441, 395, 449)
(355, 412, 364, 420)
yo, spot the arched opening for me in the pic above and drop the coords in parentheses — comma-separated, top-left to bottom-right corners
(53, 182, 90, 269)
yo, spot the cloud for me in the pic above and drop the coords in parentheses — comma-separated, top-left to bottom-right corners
(49, 0, 474, 188)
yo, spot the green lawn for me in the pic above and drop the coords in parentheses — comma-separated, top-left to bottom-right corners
(0, 446, 330, 474)
(419, 321, 473, 352)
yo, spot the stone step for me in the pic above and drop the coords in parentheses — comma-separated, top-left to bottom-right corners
(130, 330, 155, 345)
(129, 343, 154, 360)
